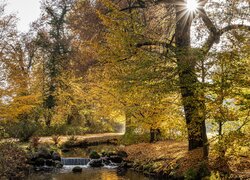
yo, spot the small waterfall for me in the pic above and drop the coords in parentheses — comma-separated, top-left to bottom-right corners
(61, 158, 90, 166)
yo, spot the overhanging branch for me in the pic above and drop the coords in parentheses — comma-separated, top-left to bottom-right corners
(153, 0, 176, 4)
(199, 8, 218, 37)
(220, 24, 250, 34)
(202, 24, 250, 54)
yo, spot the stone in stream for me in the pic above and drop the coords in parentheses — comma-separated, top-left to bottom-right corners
(35, 166, 54, 172)
(108, 155, 123, 164)
(52, 152, 61, 161)
(88, 159, 104, 167)
(45, 159, 54, 166)
(117, 165, 128, 176)
(117, 151, 128, 158)
(101, 157, 111, 166)
(72, 166, 83, 173)
(26, 146, 64, 171)
(54, 160, 63, 168)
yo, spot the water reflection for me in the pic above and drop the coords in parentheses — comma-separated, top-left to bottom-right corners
(27, 168, 149, 180)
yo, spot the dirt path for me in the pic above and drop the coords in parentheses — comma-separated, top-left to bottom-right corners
(39, 132, 124, 144)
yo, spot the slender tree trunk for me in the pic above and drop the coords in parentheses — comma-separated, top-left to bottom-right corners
(201, 60, 209, 158)
(150, 128, 161, 143)
(45, 112, 52, 127)
(150, 127, 155, 143)
(218, 122, 222, 136)
(175, 2, 208, 152)
(67, 115, 73, 125)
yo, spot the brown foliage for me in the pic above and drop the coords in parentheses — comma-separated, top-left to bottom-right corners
(52, 135, 61, 146)
(0, 142, 29, 179)
(30, 136, 41, 149)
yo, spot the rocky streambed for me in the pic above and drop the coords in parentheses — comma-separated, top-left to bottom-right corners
(25, 145, 141, 180)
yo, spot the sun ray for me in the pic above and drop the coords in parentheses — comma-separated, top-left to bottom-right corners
(176, 0, 202, 28)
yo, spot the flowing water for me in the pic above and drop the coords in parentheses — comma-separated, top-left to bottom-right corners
(61, 158, 90, 165)
(27, 157, 150, 180)
(27, 144, 150, 180)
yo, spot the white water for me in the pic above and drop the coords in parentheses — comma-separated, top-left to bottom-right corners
(60, 157, 118, 172)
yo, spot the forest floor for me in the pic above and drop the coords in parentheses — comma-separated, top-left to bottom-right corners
(39, 132, 124, 145)
(121, 141, 250, 179)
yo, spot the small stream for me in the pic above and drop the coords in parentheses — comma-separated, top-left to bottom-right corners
(27, 167, 149, 180)
(27, 144, 151, 180)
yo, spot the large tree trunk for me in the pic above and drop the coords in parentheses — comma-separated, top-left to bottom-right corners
(175, 2, 208, 153)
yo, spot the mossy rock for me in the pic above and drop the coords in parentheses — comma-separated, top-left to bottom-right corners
(101, 151, 108, 157)
(107, 151, 117, 157)
(109, 155, 123, 163)
(89, 151, 100, 159)
(117, 150, 128, 158)
(36, 146, 52, 159)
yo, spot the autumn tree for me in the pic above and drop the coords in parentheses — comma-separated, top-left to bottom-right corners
(0, 3, 41, 120)
(173, 0, 249, 154)
(206, 37, 250, 159)
(37, 0, 74, 126)
(95, 0, 250, 156)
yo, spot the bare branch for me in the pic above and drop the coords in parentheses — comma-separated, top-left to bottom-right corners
(220, 24, 250, 34)
(202, 24, 250, 54)
(153, 0, 176, 4)
(199, 8, 218, 37)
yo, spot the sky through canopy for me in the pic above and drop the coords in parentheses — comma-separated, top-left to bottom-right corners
(5, 0, 41, 32)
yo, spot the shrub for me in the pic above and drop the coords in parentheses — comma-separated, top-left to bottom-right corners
(209, 171, 221, 180)
(36, 124, 88, 136)
(52, 135, 61, 146)
(0, 126, 8, 139)
(119, 127, 149, 145)
(3, 120, 40, 142)
(30, 136, 40, 149)
(61, 135, 78, 149)
(0, 142, 29, 179)
(184, 168, 198, 180)
(36, 145, 52, 159)
(68, 135, 78, 142)
(37, 124, 68, 136)
(197, 161, 210, 178)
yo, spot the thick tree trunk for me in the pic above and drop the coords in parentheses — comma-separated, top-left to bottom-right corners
(156, 128, 161, 141)
(175, 2, 208, 152)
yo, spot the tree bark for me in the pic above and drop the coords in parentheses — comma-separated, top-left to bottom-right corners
(175, 2, 208, 152)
